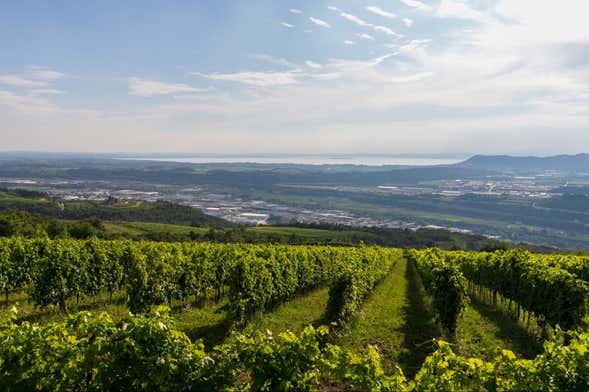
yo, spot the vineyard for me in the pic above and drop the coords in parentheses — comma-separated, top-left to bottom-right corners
(1, 238, 588, 390)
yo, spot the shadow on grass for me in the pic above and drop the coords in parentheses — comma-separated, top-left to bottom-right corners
(399, 259, 442, 378)
(467, 295, 542, 359)
(183, 315, 233, 350)
(16, 308, 62, 324)
(76, 295, 127, 311)
(15, 295, 128, 324)
(312, 312, 332, 330)
(3, 298, 28, 310)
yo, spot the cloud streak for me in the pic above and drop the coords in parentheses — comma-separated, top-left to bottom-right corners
(30, 89, 65, 95)
(27, 67, 65, 81)
(309, 17, 331, 28)
(129, 78, 203, 97)
(374, 26, 402, 37)
(390, 71, 434, 83)
(399, 0, 433, 11)
(328, 7, 403, 38)
(366, 6, 397, 19)
(305, 61, 322, 69)
(0, 89, 60, 113)
(357, 33, 375, 40)
(251, 54, 295, 68)
(0, 67, 66, 88)
(0, 75, 48, 88)
(194, 71, 301, 87)
(340, 12, 371, 27)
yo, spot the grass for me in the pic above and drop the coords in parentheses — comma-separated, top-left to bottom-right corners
(397, 259, 443, 376)
(173, 299, 232, 350)
(456, 295, 543, 360)
(246, 286, 330, 336)
(338, 259, 409, 372)
(247, 226, 383, 245)
(339, 258, 442, 376)
(8, 289, 131, 325)
(0, 194, 45, 204)
(5, 284, 330, 351)
(102, 221, 375, 242)
(116, 221, 209, 235)
(102, 222, 145, 236)
(5, 288, 232, 350)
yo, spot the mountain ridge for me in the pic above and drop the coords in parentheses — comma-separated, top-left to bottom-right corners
(456, 153, 589, 172)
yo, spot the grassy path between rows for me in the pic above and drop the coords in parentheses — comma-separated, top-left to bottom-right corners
(246, 286, 330, 336)
(457, 295, 543, 360)
(7, 285, 232, 350)
(338, 257, 544, 377)
(180, 286, 331, 348)
(174, 299, 231, 350)
(338, 258, 441, 376)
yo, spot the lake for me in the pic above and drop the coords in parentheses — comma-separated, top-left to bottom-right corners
(122, 154, 466, 166)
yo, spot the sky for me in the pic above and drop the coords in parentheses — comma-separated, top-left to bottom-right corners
(0, 0, 588, 155)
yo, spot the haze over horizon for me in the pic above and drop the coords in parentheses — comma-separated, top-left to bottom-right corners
(1, 1, 588, 154)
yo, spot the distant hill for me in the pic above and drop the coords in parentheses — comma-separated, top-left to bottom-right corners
(457, 154, 589, 172)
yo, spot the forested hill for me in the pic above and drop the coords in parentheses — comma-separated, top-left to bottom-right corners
(457, 153, 589, 172)
(0, 189, 229, 227)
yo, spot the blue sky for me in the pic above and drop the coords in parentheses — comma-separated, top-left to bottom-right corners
(1, 0, 588, 154)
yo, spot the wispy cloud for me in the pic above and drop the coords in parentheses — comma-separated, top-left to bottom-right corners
(340, 12, 371, 27)
(305, 61, 322, 69)
(27, 66, 66, 81)
(251, 54, 295, 68)
(374, 26, 402, 38)
(344, 40, 357, 45)
(309, 17, 331, 29)
(366, 6, 397, 19)
(281, 22, 294, 28)
(357, 33, 375, 40)
(402, 18, 414, 27)
(310, 72, 342, 81)
(328, 8, 369, 27)
(289, 9, 302, 14)
(29, 89, 65, 95)
(399, 0, 433, 12)
(194, 71, 301, 87)
(399, 39, 432, 56)
(328, 7, 402, 38)
(0, 89, 60, 113)
(129, 77, 202, 97)
(436, 0, 489, 23)
(390, 71, 434, 82)
(0, 75, 48, 88)
(0, 66, 66, 88)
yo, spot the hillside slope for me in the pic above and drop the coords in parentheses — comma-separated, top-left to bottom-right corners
(0, 189, 229, 227)
(457, 153, 589, 172)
